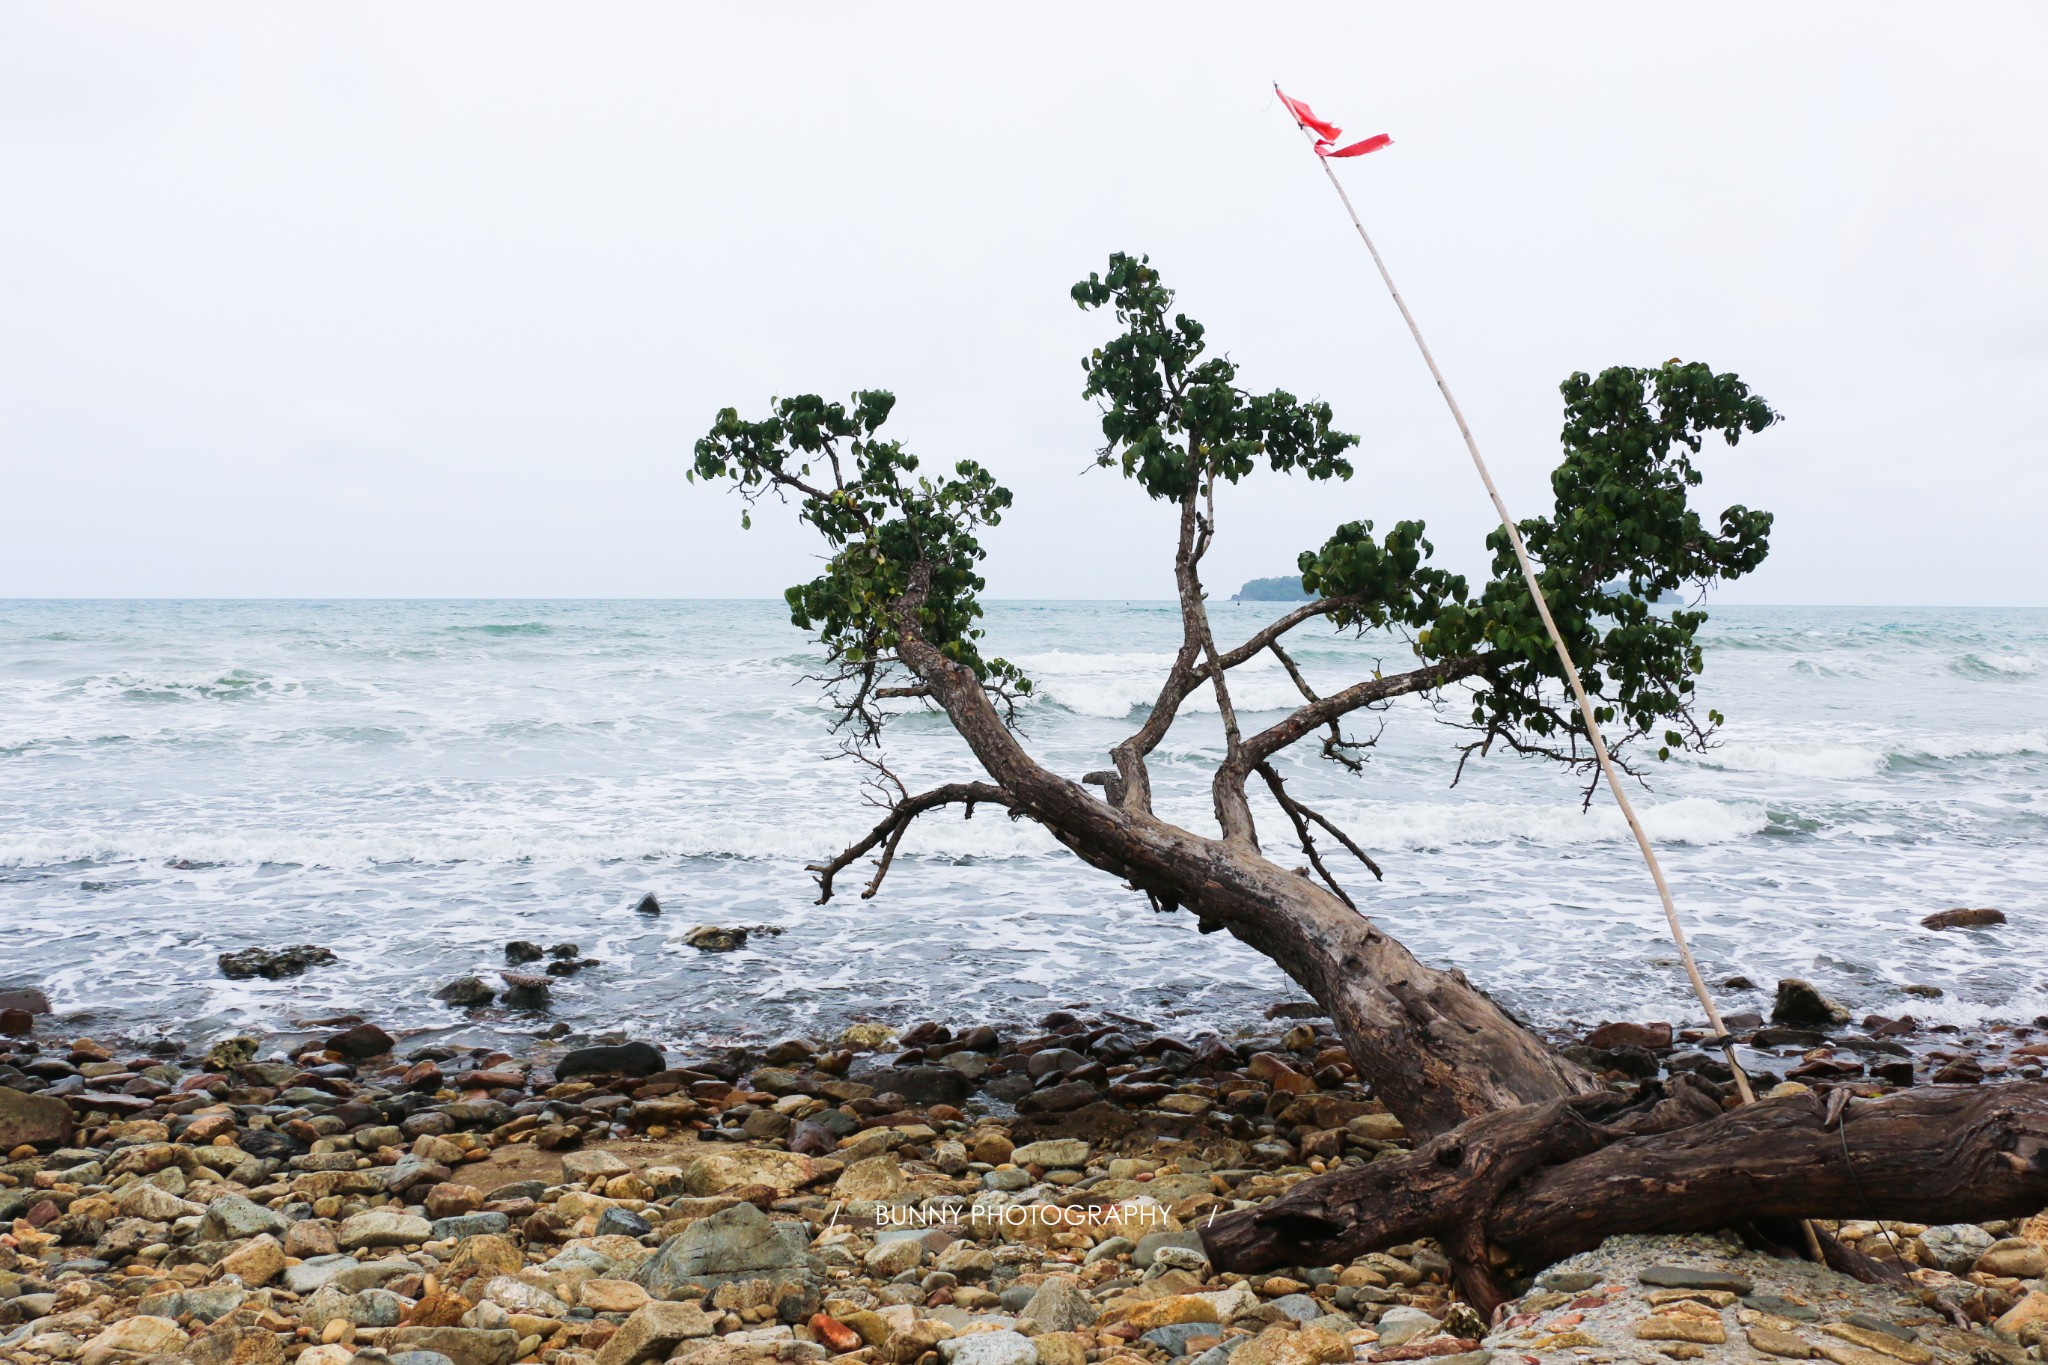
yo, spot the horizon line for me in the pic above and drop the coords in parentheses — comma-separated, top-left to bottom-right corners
(3, 597, 2044, 610)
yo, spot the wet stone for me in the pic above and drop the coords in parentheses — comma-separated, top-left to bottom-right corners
(1538, 1270, 1604, 1292)
(1746, 1295, 1820, 1322)
(1639, 1266, 1755, 1294)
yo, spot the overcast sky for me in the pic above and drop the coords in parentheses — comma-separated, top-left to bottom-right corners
(3, 5, 2042, 604)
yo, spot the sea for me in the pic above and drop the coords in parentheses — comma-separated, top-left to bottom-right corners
(2, 600, 2043, 1056)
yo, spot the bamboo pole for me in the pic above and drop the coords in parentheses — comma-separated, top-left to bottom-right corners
(1283, 99, 1757, 1107)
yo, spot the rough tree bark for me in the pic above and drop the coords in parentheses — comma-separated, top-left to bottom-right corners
(1201, 1081, 2048, 1312)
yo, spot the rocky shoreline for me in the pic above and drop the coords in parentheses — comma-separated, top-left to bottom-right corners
(4, 989, 2047, 1365)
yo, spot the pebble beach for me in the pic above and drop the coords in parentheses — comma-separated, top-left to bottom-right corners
(5, 976, 2048, 1365)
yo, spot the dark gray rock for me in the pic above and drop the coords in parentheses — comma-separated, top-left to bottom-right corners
(218, 944, 337, 980)
(499, 972, 551, 1008)
(860, 1065, 971, 1106)
(1016, 1079, 1098, 1114)
(483, 1180, 546, 1203)
(327, 1023, 395, 1058)
(434, 976, 495, 1007)
(431, 1212, 510, 1240)
(1771, 978, 1849, 1028)
(1143, 1324, 1219, 1357)
(1638, 1265, 1755, 1293)
(1538, 1270, 1602, 1292)
(1026, 1048, 1086, 1080)
(595, 1206, 652, 1238)
(556, 1041, 665, 1079)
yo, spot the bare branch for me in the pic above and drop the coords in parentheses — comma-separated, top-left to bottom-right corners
(1213, 595, 1360, 672)
(806, 780, 1016, 903)
(1255, 761, 1383, 910)
(1107, 595, 1372, 815)
(1242, 654, 1490, 767)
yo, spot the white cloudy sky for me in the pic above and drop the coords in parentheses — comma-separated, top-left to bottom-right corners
(3, 5, 2042, 603)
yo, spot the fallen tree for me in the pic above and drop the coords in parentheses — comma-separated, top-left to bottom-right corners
(690, 252, 2039, 1296)
(1203, 1078, 2048, 1310)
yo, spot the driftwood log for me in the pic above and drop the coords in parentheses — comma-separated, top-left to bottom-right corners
(1200, 1080, 2048, 1312)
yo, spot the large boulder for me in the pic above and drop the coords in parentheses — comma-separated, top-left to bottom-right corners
(0, 1085, 73, 1148)
(631, 1200, 819, 1301)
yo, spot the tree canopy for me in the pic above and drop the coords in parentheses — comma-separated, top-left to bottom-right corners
(692, 251, 1777, 874)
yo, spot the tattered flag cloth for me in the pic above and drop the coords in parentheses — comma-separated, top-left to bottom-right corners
(1276, 86, 1392, 158)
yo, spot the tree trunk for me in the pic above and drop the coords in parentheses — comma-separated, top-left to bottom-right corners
(1147, 827, 1599, 1140)
(895, 626, 1599, 1142)
(1201, 1082, 2048, 1312)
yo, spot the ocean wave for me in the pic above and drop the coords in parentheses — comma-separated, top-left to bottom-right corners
(0, 791, 1774, 870)
(1320, 796, 1770, 851)
(1900, 730, 2048, 763)
(0, 811, 1067, 871)
(85, 669, 303, 704)
(1949, 652, 2037, 679)
(1685, 729, 2048, 779)
(1014, 650, 1187, 675)
(1031, 675, 1319, 719)
(1685, 742, 1887, 780)
(446, 622, 553, 636)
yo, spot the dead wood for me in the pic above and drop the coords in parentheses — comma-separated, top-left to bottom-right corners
(1201, 1081, 2048, 1313)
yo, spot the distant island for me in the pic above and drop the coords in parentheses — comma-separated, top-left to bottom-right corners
(1231, 575, 1314, 602)
(1230, 574, 1690, 605)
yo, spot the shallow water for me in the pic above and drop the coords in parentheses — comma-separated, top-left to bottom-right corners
(1, 599, 2043, 1052)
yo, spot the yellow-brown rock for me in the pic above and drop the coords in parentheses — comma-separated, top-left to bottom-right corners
(1635, 1317, 1728, 1345)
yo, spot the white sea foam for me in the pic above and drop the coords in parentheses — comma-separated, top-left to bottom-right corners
(1303, 796, 1771, 851)
(1903, 729, 2048, 761)
(1686, 742, 1888, 780)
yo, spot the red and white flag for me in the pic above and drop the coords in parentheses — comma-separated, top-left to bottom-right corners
(1276, 86, 1392, 159)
